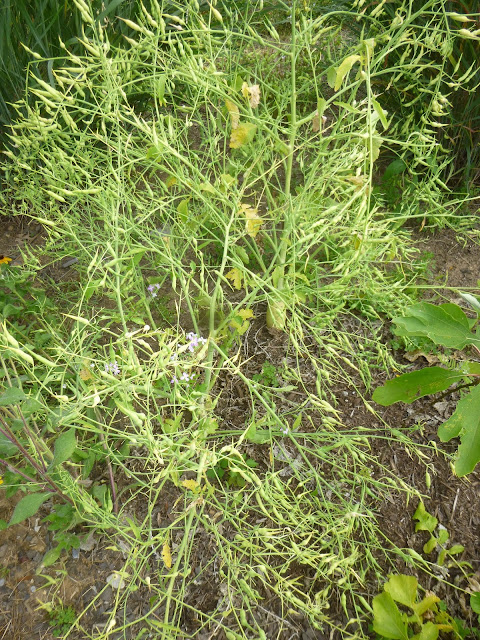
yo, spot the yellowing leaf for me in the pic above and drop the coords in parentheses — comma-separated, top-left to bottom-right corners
(225, 99, 240, 129)
(182, 479, 199, 491)
(161, 542, 172, 569)
(239, 203, 262, 238)
(241, 82, 261, 108)
(237, 308, 254, 320)
(229, 307, 255, 335)
(165, 175, 177, 188)
(226, 268, 243, 290)
(229, 122, 257, 148)
(79, 367, 93, 381)
(334, 55, 361, 91)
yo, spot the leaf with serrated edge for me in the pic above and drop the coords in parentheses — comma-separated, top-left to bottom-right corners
(438, 384, 480, 476)
(372, 591, 409, 640)
(372, 367, 465, 406)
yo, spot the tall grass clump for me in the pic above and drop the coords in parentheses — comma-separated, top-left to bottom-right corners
(0, 0, 472, 638)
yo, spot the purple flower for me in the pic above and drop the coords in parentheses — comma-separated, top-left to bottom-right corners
(147, 283, 161, 298)
(105, 361, 120, 375)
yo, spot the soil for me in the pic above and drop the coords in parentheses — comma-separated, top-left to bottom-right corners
(1, 217, 480, 639)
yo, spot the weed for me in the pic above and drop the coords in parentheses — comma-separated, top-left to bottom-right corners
(46, 604, 77, 638)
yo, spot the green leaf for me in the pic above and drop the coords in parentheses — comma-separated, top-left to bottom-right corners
(382, 159, 407, 182)
(413, 502, 438, 533)
(437, 528, 449, 545)
(415, 594, 440, 617)
(411, 621, 439, 640)
(372, 591, 409, 640)
(245, 423, 271, 444)
(0, 432, 18, 457)
(372, 367, 464, 406)
(9, 492, 52, 526)
(393, 302, 480, 349)
(448, 544, 464, 555)
(470, 592, 480, 614)
(384, 574, 418, 608)
(41, 545, 63, 568)
(51, 428, 77, 468)
(438, 384, 480, 476)
(423, 536, 437, 554)
(0, 387, 27, 406)
(334, 55, 362, 91)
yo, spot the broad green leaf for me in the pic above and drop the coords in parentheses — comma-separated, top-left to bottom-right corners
(411, 621, 439, 640)
(334, 55, 361, 91)
(438, 384, 480, 476)
(0, 387, 27, 406)
(9, 492, 52, 526)
(470, 592, 480, 614)
(384, 574, 418, 608)
(229, 122, 257, 148)
(0, 433, 18, 457)
(372, 591, 409, 640)
(393, 302, 480, 349)
(413, 502, 438, 533)
(382, 159, 407, 182)
(51, 428, 77, 468)
(372, 367, 464, 406)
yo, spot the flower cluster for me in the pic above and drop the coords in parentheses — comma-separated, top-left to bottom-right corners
(147, 283, 161, 298)
(170, 332, 207, 387)
(171, 372, 196, 385)
(104, 361, 120, 375)
(186, 332, 207, 352)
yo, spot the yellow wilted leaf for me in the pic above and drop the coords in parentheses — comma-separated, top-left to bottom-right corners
(241, 82, 261, 108)
(79, 367, 93, 381)
(161, 542, 172, 569)
(182, 479, 199, 491)
(225, 99, 240, 129)
(239, 203, 262, 238)
(165, 175, 177, 188)
(229, 122, 257, 148)
(226, 268, 243, 290)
